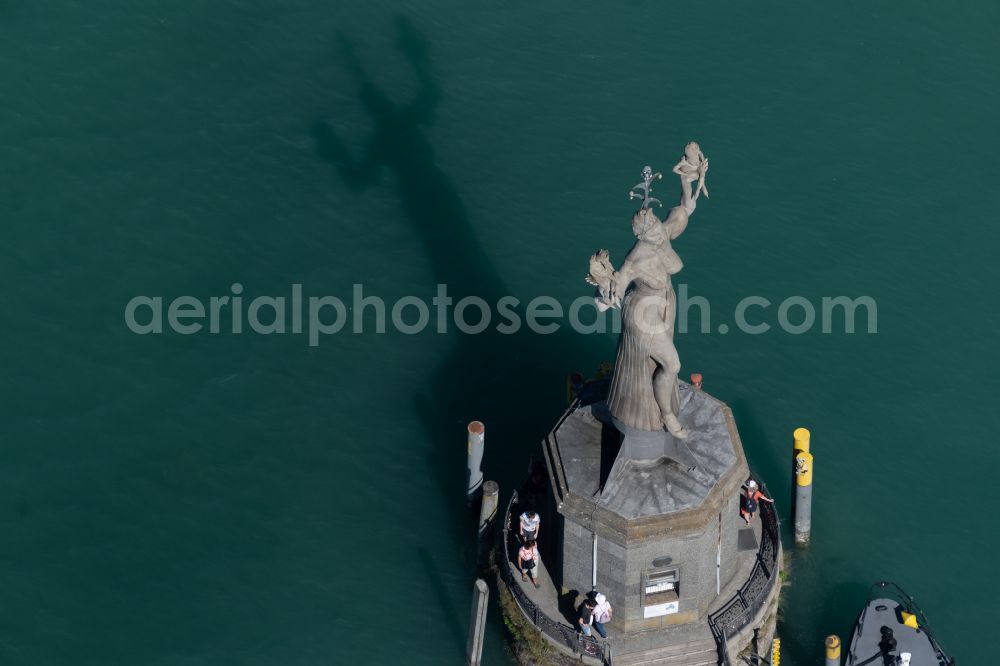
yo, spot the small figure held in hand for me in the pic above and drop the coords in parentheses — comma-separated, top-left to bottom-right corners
(586, 249, 618, 311)
(672, 141, 709, 213)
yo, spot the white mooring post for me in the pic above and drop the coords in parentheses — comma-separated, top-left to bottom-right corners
(467, 578, 489, 666)
(466, 421, 485, 506)
(477, 481, 499, 566)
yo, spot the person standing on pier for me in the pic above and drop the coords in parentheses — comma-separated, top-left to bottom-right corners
(740, 479, 774, 526)
(577, 597, 597, 637)
(519, 510, 541, 544)
(523, 462, 548, 508)
(518, 539, 541, 588)
(592, 593, 613, 638)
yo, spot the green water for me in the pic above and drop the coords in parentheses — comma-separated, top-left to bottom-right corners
(2, 1, 998, 664)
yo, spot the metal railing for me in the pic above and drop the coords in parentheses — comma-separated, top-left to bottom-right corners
(708, 477, 782, 665)
(500, 490, 609, 664)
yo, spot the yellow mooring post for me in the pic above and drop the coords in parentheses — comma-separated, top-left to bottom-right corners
(771, 638, 781, 666)
(826, 635, 842, 666)
(794, 427, 811, 454)
(793, 428, 813, 545)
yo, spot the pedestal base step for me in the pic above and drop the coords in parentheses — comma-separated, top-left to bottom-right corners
(612, 638, 719, 666)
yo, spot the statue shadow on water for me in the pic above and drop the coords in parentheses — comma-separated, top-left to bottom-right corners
(313, 16, 604, 652)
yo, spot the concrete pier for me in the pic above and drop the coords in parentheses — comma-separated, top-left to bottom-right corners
(526, 383, 782, 663)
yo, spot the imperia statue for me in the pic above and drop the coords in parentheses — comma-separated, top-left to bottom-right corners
(586, 143, 709, 440)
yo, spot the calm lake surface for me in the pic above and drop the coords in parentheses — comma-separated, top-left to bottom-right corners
(2, 1, 998, 664)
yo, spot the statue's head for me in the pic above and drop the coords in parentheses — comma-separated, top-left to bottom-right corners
(632, 208, 663, 243)
(684, 141, 701, 161)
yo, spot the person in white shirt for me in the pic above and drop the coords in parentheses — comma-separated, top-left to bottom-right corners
(592, 593, 612, 638)
(519, 510, 540, 543)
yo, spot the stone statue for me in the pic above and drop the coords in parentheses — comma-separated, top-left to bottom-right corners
(586, 145, 710, 448)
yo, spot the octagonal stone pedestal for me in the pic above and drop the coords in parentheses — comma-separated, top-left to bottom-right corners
(539, 381, 780, 663)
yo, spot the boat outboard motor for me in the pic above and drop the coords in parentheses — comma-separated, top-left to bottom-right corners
(878, 626, 898, 665)
(899, 653, 911, 666)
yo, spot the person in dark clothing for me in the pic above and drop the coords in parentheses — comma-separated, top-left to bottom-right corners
(740, 479, 774, 526)
(578, 597, 597, 637)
